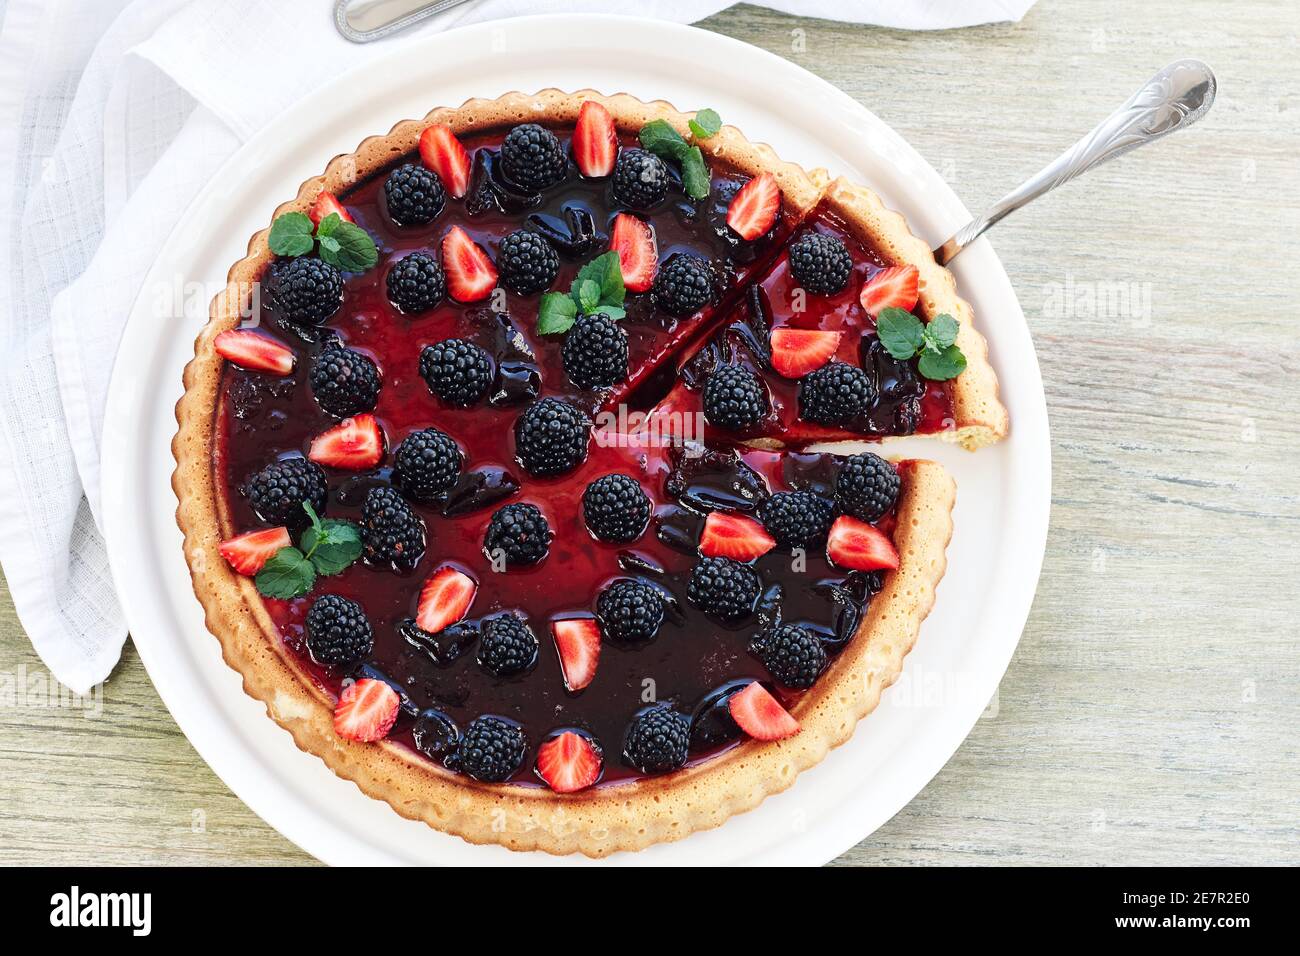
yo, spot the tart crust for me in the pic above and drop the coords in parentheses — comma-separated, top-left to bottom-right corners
(174, 90, 961, 857)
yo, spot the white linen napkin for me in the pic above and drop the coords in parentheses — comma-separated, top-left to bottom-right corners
(0, 0, 1037, 695)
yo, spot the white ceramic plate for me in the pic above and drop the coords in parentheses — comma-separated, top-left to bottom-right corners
(101, 14, 1049, 866)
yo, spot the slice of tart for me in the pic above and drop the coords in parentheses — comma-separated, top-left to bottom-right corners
(643, 176, 1009, 451)
(174, 90, 964, 857)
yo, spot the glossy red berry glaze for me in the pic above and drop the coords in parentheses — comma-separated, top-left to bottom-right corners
(215, 126, 900, 786)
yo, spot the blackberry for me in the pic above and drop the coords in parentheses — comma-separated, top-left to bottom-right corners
(456, 715, 527, 782)
(751, 623, 827, 689)
(476, 614, 539, 677)
(304, 594, 373, 668)
(499, 124, 567, 192)
(497, 230, 559, 294)
(835, 452, 900, 522)
(241, 457, 327, 527)
(623, 705, 690, 774)
(582, 474, 651, 543)
(412, 709, 460, 762)
(652, 253, 715, 317)
(386, 251, 445, 313)
(268, 257, 342, 326)
(597, 580, 666, 644)
(514, 398, 589, 477)
(561, 312, 628, 389)
(787, 232, 853, 294)
(308, 343, 381, 418)
(383, 162, 446, 226)
(484, 502, 551, 567)
(758, 490, 834, 549)
(393, 428, 462, 502)
(361, 486, 426, 570)
(687, 556, 761, 621)
(612, 148, 669, 209)
(798, 361, 876, 426)
(419, 338, 494, 407)
(702, 364, 768, 431)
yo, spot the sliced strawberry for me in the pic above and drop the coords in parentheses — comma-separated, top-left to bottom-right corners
(827, 515, 900, 571)
(214, 329, 295, 376)
(728, 682, 800, 741)
(699, 511, 776, 561)
(769, 328, 843, 378)
(535, 731, 602, 793)
(441, 225, 498, 302)
(416, 566, 477, 634)
(609, 213, 657, 293)
(418, 124, 471, 199)
(551, 618, 601, 692)
(859, 264, 920, 316)
(572, 100, 618, 178)
(308, 190, 353, 226)
(308, 414, 384, 471)
(726, 172, 781, 241)
(218, 526, 291, 575)
(333, 678, 399, 743)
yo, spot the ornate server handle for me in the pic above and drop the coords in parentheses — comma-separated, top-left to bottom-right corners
(934, 59, 1216, 265)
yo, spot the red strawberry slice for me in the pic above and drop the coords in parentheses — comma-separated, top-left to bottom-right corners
(441, 225, 498, 302)
(728, 682, 800, 741)
(726, 172, 781, 241)
(827, 515, 900, 571)
(333, 678, 399, 743)
(551, 618, 601, 692)
(699, 511, 776, 561)
(769, 328, 843, 378)
(535, 731, 602, 793)
(214, 329, 295, 376)
(609, 213, 657, 293)
(859, 264, 920, 316)
(218, 526, 291, 575)
(308, 414, 384, 471)
(418, 124, 471, 199)
(572, 100, 618, 178)
(416, 566, 477, 634)
(308, 190, 353, 226)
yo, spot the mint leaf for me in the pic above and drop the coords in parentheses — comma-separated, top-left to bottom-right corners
(577, 279, 602, 313)
(923, 314, 960, 352)
(320, 220, 379, 272)
(596, 306, 626, 322)
(877, 308, 926, 359)
(306, 520, 363, 576)
(268, 213, 314, 257)
(538, 292, 578, 334)
(575, 251, 625, 307)
(639, 119, 690, 160)
(680, 146, 711, 201)
(254, 547, 316, 598)
(314, 212, 341, 238)
(688, 108, 722, 140)
(917, 344, 968, 381)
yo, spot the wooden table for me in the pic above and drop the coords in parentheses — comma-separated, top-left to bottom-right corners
(2, 1, 1296, 866)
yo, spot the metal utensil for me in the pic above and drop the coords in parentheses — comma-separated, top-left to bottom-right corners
(333, 0, 476, 43)
(933, 59, 1216, 265)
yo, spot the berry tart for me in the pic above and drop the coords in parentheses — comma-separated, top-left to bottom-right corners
(173, 90, 982, 857)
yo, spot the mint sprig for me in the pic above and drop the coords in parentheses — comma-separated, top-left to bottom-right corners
(538, 250, 626, 335)
(267, 210, 378, 273)
(638, 109, 722, 201)
(876, 308, 968, 381)
(254, 502, 364, 599)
